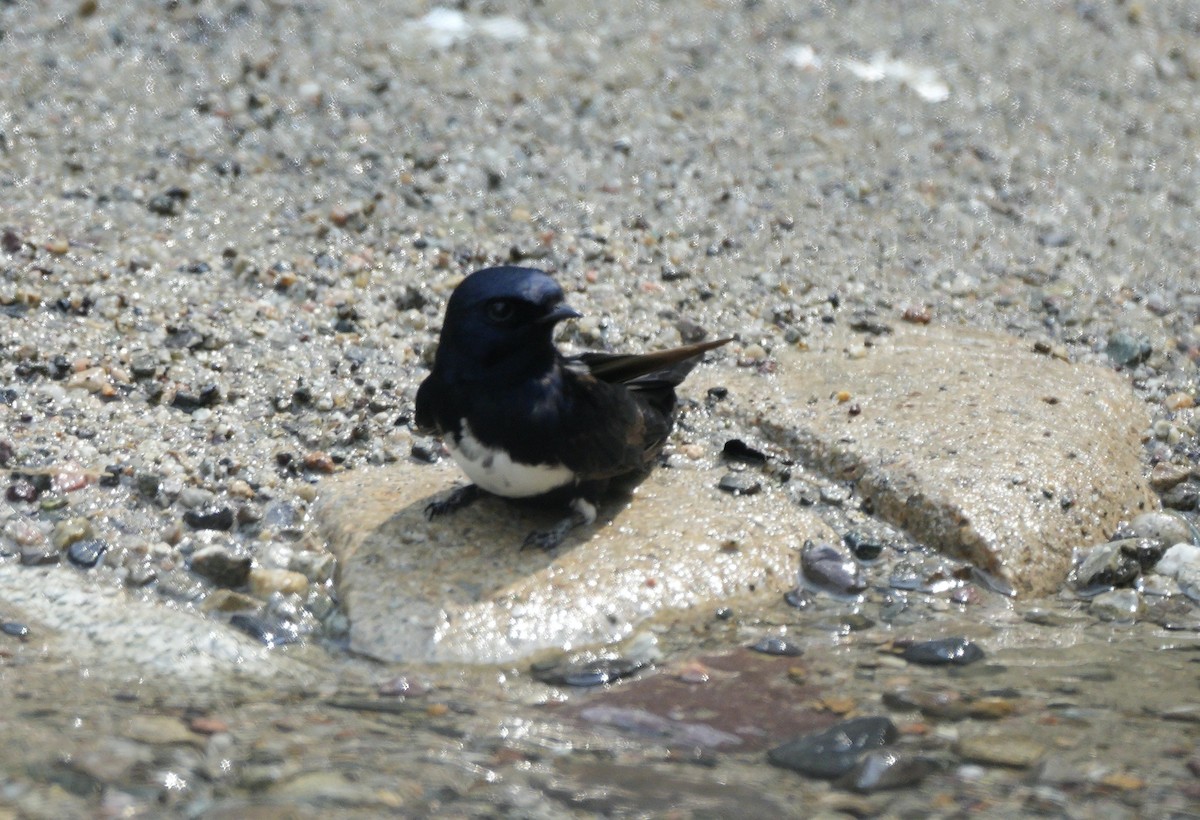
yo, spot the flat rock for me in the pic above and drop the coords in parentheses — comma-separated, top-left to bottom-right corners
(318, 462, 831, 664)
(0, 564, 321, 685)
(720, 325, 1155, 596)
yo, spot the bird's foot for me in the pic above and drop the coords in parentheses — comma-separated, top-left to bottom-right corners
(521, 498, 597, 551)
(425, 484, 483, 520)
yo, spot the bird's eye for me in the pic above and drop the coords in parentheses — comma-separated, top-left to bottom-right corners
(485, 299, 516, 322)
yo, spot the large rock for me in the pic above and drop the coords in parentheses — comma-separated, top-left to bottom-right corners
(717, 325, 1156, 596)
(318, 461, 833, 664)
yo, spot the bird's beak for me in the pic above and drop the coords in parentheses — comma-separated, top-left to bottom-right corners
(538, 302, 583, 325)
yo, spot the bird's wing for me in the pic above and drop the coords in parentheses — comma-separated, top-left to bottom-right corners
(413, 376, 442, 435)
(574, 338, 732, 386)
(553, 370, 673, 481)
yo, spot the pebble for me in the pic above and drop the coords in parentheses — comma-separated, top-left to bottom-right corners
(955, 733, 1047, 768)
(717, 472, 761, 496)
(1089, 588, 1142, 622)
(800, 541, 867, 598)
(1069, 541, 1141, 592)
(123, 715, 201, 747)
(67, 538, 108, 568)
(189, 544, 253, 588)
(1149, 463, 1192, 492)
(248, 567, 309, 598)
(749, 636, 804, 657)
(900, 637, 985, 666)
(6, 480, 40, 503)
(20, 544, 60, 566)
(1155, 543, 1200, 579)
(1125, 511, 1196, 550)
(2, 621, 30, 640)
(200, 589, 261, 613)
(51, 516, 94, 550)
(229, 613, 300, 648)
(1105, 330, 1152, 367)
(840, 750, 938, 793)
(183, 505, 236, 531)
(767, 716, 899, 779)
(530, 655, 649, 687)
(844, 531, 885, 561)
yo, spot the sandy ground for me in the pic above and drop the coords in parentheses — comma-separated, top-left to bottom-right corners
(2, 0, 1199, 815)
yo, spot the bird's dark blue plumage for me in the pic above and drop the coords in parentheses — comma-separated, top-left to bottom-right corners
(415, 265, 730, 548)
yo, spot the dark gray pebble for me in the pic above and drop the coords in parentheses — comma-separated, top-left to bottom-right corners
(901, 637, 985, 666)
(844, 531, 884, 561)
(801, 541, 867, 597)
(840, 750, 938, 793)
(146, 186, 189, 216)
(1160, 481, 1199, 512)
(189, 544, 252, 588)
(750, 636, 804, 657)
(229, 613, 299, 648)
(67, 538, 108, 568)
(717, 472, 761, 496)
(183, 505, 235, 531)
(135, 472, 161, 498)
(706, 386, 729, 401)
(1070, 541, 1141, 592)
(530, 656, 649, 687)
(2, 621, 30, 640)
(767, 716, 899, 778)
(410, 442, 440, 464)
(1105, 331, 1152, 367)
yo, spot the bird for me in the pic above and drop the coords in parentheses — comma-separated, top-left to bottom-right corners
(414, 265, 731, 549)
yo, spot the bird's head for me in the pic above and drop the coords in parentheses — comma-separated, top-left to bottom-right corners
(433, 266, 581, 380)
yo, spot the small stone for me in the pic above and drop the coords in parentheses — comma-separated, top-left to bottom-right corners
(801, 541, 867, 598)
(1149, 463, 1192, 492)
(229, 613, 300, 647)
(1089, 588, 1142, 622)
(2, 621, 30, 640)
(840, 750, 938, 793)
(1070, 541, 1141, 591)
(200, 589, 261, 614)
(1164, 392, 1195, 411)
(1126, 511, 1197, 548)
(900, 637, 985, 666)
(248, 567, 309, 598)
(6, 479, 40, 503)
(1105, 331, 1152, 367)
(1155, 543, 1200, 579)
(183, 505, 235, 531)
(844, 531, 885, 561)
(52, 516, 94, 550)
(190, 544, 252, 588)
(135, 472, 161, 498)
(1160, 481, 1199, 512)
(530, 654, 649, 687)
(123, 715, 201, 746)
(956, 733, 1046, 768)
(750, 636, 804, 657)
(717, 472, 761, 496)
(21, 545, 60, 566)
(67, 538, 108, 568)
(768, 716, 899, 779)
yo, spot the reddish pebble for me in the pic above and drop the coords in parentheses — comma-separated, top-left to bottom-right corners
(189, 716, 229, 735)
(302, 451, 336, 473)
(902, 305, 932, 324)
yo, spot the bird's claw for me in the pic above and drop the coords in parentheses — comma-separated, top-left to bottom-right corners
(522, 522, 571, 551)
(424, 485, 482, 520)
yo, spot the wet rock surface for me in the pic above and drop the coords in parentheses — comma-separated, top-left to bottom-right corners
(2, 0, 1200, 816)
